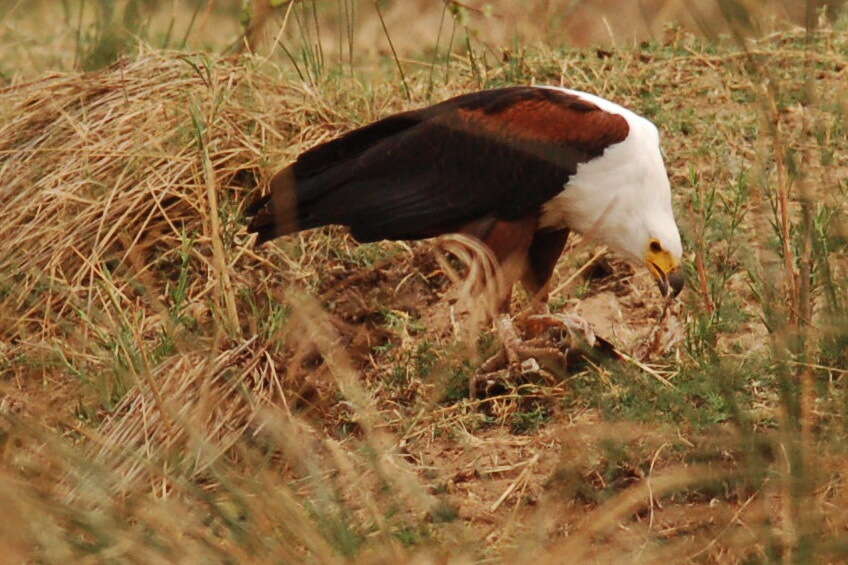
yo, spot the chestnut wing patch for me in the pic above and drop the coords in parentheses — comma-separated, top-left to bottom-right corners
(454, 94, 629, 156)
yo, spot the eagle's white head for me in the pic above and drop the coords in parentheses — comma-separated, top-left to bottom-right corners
(538, 87, 684, 296)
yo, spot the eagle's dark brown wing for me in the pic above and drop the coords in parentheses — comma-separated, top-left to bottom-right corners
(246, 86, 628, 244)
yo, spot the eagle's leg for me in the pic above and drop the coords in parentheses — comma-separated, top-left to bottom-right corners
(516, 228, 606, 351)
(475, 227, 610, 386)
(464, 216, 540, 385)
(476, 216, 540, 312)
(521, 228, 570, 310)
(475, 222, 571, 381)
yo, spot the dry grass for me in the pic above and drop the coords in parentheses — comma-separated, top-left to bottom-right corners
(3, 0, 847, 77)
(1, 2, 848, 562)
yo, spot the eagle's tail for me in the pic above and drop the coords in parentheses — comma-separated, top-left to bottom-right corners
(245, 166, 299, 245)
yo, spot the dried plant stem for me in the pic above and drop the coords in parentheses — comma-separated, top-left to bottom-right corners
(202, 142, 240, 336)
(374, 0, 410, 101)
(694, 247, 714, 313)
(550, 246, 607, 298)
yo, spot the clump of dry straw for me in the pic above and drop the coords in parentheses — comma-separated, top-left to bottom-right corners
(0, 48, 328, 488)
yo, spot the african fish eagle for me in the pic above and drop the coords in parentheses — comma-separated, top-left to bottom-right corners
(246, 86, 684, 307)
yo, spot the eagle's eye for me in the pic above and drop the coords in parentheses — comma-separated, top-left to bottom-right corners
(649, 239, 662, 253)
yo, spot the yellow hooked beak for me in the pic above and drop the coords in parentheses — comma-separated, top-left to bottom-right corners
(646, 239, 684, 298)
